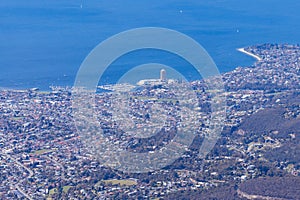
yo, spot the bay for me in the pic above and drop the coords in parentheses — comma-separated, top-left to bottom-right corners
(0, 0, 299, 90)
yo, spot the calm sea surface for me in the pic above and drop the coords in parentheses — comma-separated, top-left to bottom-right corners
(0, 0, 300, 90)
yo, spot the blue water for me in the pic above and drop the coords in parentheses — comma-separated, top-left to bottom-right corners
(0, 0, 300, 90)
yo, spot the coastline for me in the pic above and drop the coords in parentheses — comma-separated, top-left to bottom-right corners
(237, 48, 262, 61)
(0, 47, 264, 92)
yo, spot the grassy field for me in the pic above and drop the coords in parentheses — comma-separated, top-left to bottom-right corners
(100, 179, 137, 186)
(31, 148, 57, 155)
(49, 188, 58, 195)
(12, 117, 24, 121)
(63, 185, 73, 193)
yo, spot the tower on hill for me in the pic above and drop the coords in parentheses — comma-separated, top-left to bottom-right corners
(160, 69, 166, 81)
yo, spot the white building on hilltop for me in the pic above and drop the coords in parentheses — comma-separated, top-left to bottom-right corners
(137, 69, 167, 86)
(160, 69, 166, 81)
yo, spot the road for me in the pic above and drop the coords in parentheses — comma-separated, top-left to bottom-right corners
(6, 154, 33, 200)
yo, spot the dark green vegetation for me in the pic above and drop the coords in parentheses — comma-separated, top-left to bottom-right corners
(239, 176, 300, 199)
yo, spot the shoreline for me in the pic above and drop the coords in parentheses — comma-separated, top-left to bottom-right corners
(237, 48, 262, 61)
(0, 47, 263, 92)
